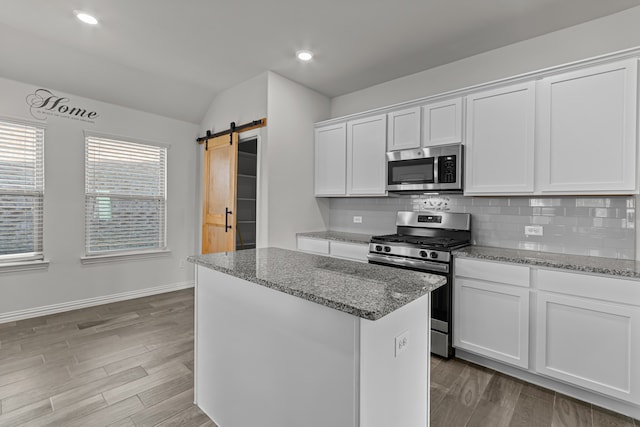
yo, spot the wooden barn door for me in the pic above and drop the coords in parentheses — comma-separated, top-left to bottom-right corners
(202, 133, 238, 253)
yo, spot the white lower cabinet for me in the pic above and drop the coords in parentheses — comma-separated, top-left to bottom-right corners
(329, 241, 369, 263)
(297, 236, 368, 263)
(296, 237, 329, 255)
(535, 269, 640, 404)
(454, 258, 530, 368)
(454, 257, 640, 408)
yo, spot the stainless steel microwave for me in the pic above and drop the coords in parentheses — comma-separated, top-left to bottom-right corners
(386, 144, 463, 193)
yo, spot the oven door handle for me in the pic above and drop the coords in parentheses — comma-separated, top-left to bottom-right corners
(367, 253, 450, 273)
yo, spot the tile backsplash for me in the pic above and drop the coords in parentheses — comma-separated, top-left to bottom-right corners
(329, 195, 636, 259)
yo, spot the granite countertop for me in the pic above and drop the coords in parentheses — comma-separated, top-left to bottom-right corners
(453, 245, 640, 279)
(188, 247, 445, 320)
(297, 231, 372, 245)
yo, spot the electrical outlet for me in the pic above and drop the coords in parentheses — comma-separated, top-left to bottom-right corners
(395, 330, 409, 357)
(524, 225, 543, 236)
(179, 260, 185, 269)
(353, 216, 363, 224)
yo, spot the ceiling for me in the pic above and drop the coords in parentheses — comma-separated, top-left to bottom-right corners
(0, 0, 638, 124)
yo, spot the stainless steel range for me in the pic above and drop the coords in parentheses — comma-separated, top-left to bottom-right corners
(367, 211, 471, 358)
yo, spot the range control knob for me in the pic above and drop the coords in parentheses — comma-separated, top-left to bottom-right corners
(419, 250, 428, 258)
(375, 245, 382, 252)
(430, 252, 438, 259)
(384, 246, 391, 253)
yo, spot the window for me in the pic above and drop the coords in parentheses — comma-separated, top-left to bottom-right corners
(0, 119, 45, 263)
(85, 135, 167, 256)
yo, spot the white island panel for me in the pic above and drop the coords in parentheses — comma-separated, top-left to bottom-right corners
(196, 265, 359, 427)
(360, 294, 430, 427)
(195, 262, 433, 427)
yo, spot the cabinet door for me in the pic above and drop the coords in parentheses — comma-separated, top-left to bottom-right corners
(538, 60, 637, 194)
(454, 277, 529, 368)
(465, 82, 535, 195)
(297, 237, 329, 255)
(330, 241, 369, 263)
(347, 115, 387, 196)
(387, 107, 421, 151)
(315, 123, 347, 196)
(536, 291, 640, 403)
(423, 98, 462, 147)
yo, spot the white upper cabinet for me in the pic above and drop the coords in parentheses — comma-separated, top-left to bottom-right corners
(465, 82, 536, 195)
(422, 97, 463, 147)
(537, 59, 638, 194)
(316, 54, 640, 198)
(315, 115, 387, 197)
(347, 114, 387, 196)
(387, 107, 421, 151)
(315, 123, 347, 196)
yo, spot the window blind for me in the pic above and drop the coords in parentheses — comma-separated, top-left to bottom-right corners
(85, 136, 167, 255)
(0, 120, 45, 262)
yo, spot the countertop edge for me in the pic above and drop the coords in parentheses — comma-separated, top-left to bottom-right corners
(453, 246, 640, 280)
(188, 253, 440, 320)
(296, 231, 372, 245)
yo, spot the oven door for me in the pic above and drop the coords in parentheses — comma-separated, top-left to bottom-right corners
(368, 256, 453, 358)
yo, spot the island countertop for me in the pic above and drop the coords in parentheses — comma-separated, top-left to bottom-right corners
(188, 247, 446, 320)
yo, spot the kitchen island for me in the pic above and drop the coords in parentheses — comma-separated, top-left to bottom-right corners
(188, 247, 446, 427)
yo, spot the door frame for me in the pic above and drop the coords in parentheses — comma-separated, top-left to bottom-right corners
(238, 129, 264, 249)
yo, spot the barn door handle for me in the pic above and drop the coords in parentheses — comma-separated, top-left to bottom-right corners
(225, 207, 233, 232)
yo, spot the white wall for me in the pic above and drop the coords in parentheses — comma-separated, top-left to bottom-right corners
(197, 72, 330, 251)
(0, 76, 199, 318)
(331, 6, 640, 117)
(199, 73, 268, 134)
(265, 72, 330, 249)
(198, 72, 269, 248)
(329, 5, 640, 260)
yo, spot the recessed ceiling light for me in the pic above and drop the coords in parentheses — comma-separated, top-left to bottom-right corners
(75, 11, 98, 25)
(296, 50, 314, 62)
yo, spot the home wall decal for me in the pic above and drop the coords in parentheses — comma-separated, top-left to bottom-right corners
(25, 88, 99, 122)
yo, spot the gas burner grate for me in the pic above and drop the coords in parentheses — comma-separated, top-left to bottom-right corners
(371, 234, 468, 249)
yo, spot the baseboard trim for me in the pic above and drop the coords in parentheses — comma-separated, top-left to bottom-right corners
(0, 281, 195, 324)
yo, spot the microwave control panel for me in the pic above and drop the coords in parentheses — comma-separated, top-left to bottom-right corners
(438, 155, 457, 183)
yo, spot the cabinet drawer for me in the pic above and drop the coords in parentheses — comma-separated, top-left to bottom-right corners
(538, 269, 640, 306)
(455, 258, 530, 287)
(297, 237, 329, 255)
(330, 241, 369, 263)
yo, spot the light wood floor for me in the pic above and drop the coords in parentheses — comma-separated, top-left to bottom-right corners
(0, 289, 213, 427)
(0, 289, 637, 427)
(431, 354, 639, 427)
